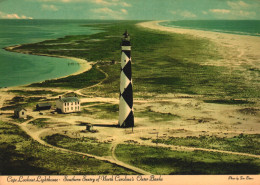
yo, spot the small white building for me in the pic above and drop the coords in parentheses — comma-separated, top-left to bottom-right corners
(14, 107, 27, 119)
(56, 96, 80, 113)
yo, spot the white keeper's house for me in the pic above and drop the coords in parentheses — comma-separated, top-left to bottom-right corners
(56, 96, 81, 113)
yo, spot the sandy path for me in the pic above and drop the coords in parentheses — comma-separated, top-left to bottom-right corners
(111, 142, 121, 162)
(0, 95, 6, 112)
(12, 117, 260, 178)
(139, 141, 260, 159)
(9, 119, 151, 175)
(0, 90, 15, 114)
(75, 65, 109, 96)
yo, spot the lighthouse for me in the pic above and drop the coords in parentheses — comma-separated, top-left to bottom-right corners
(119, 30, 134, 128)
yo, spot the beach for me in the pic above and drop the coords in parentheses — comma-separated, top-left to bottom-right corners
(138, 21, 260, 70)
(4, 44, 93, 86)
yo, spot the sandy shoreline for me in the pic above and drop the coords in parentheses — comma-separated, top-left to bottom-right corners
(4, 44, 93, 86)
(138, 21, 260, 70)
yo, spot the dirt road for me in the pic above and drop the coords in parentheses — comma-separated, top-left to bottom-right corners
(11, 119, 152, 175)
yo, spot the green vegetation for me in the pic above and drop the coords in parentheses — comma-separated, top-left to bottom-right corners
(135, 108, 180, 122)
(10, 115, 33, 123)
(153, 134, 260, 155)
(81, 103, 118, 119)
(1, 104, 21, 111)
(81, 101, 103, 106)
(238, 108, 259, 116)
(63, 92, 80, 97)
(115, 144, 260, 175)
(140, 137, 151, 141)
(13, 21, 259, 99)
(204, 99, 254, 105)
(1, 96, 45, 110)
(44, 134, 111, 156)
(0, 121, 137, 175)
(29, 65, 105, 89)
(91, 103, 118, 112)
(80, 102, 180, 121)
(8, 96, 25, 103)
(28, 118, 51, 128)
(8, 90, 60, 96)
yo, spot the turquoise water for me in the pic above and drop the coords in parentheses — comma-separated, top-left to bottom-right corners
(0, 19, 105, 87)
(160, 20, 260, 37)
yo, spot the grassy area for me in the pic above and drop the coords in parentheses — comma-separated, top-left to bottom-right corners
(80, 103, 118, 119)
(81, 102, 104, 106)
(238, 108, 259, 116)
(115, 144, 260, 175)
(0, 121, 137, 175)
(9, 115, 33, 123)
(153, 134, 260, 155)
(28, 118, 51, 128)
(1, 96, 46, 110)
(91, 103, 118, 112)
(203, 99, 254, 105)
(135, 108, 180, 122)
(12, 21, 259, 99)
(1, 104, 23, 111)
(80, 102, 180, 121)
(29, 64, 105, 89)
(8, 90, 60, 96)
(44, 134, 111, 156)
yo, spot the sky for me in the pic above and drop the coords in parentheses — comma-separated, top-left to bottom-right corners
(0, 0, 259, 20)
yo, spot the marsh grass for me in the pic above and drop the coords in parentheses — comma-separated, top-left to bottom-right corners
(115, 144, 260, 175)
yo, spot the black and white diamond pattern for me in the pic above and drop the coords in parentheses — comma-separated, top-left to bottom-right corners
(119, 44, 134, 128)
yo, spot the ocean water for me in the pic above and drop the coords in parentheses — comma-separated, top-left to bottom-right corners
(0, 19, 107, 87)
(160, 20, 260, 37)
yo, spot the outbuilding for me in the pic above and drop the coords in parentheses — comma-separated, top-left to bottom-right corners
(36, 103, 52, 111)
(14, 107, 27, 119)
(86, 124, 94, 132)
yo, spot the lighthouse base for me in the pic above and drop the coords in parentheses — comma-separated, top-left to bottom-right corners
(119, 111, 134, 128)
